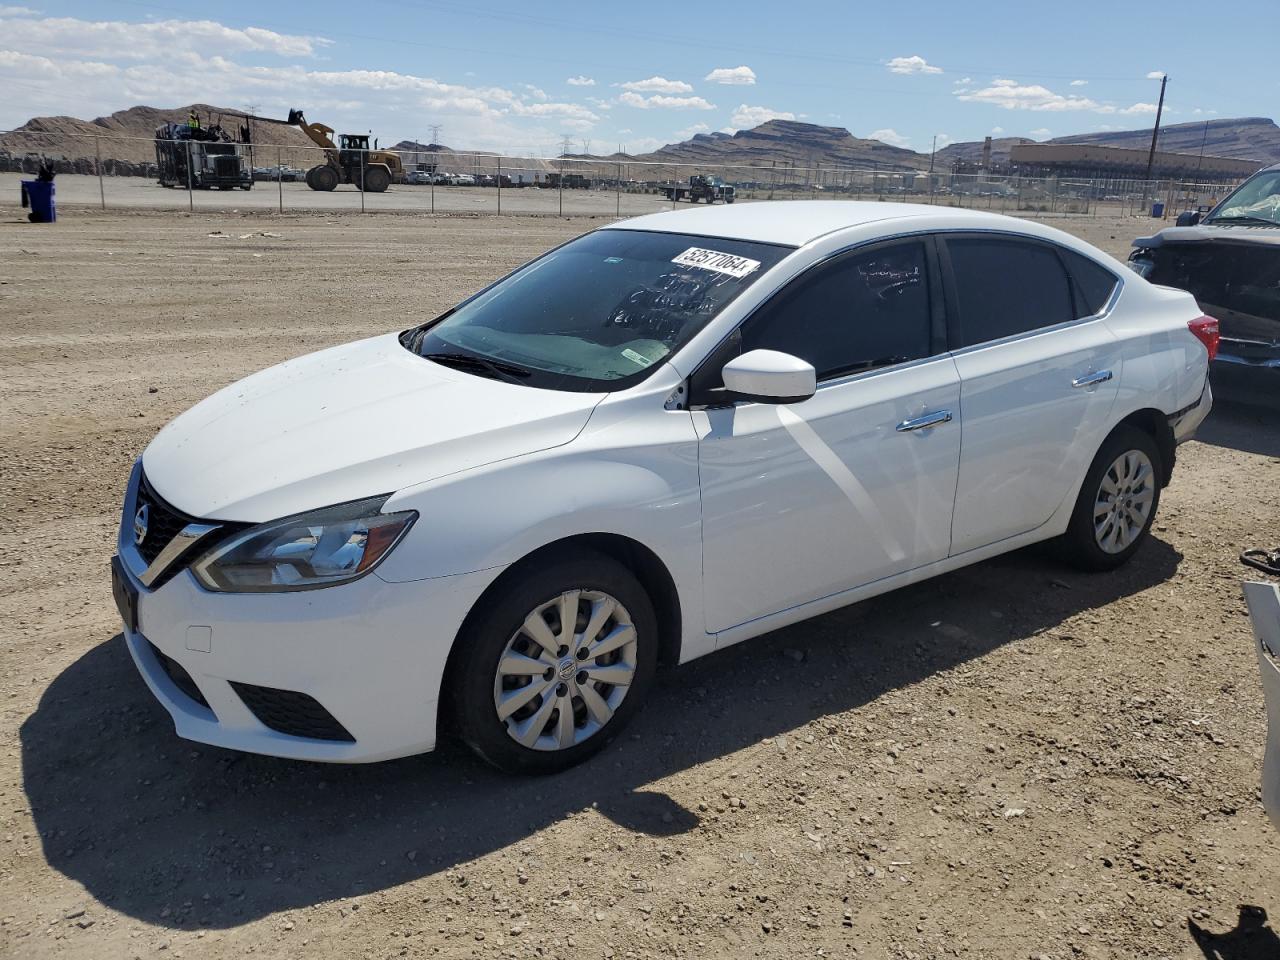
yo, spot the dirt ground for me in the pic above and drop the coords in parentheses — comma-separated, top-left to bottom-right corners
(2, 208, 1279, 960)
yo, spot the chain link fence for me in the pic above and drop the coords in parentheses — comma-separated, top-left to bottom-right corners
(0, 128, 1242, 221)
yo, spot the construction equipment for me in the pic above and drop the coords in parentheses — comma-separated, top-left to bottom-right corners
(154, 121, 252, 190)
(244, 109, 402, 192)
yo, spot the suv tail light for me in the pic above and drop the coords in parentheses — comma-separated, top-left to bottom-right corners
(1188, 315, 1220, 361)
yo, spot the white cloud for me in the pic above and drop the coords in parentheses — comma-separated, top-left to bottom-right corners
(0, 13, 329, 59)
(868, 127, 910, 148)
(674, 122, 710, 139)
(0, 5, 40, 14)
(618, 91, 714, 110)
(952, 76, 972, 86)
(510, 100, 599, 121)
(619, 76, 693, 94)
(887, 55, 942, 75)
(1030, 127, 1051, 138)
(729, 104, 795, 128)
(521, 84, 547, 101)
(705, 65, 756, 85)
(953, 77, 1157, 117)
(0, 39, 602, 149)
(1146, 70, 1166, 79)
(956, 78, 1097, 112)
(566, 75, 595, 86)
(990, 126, 1004, 134)
(1070, 79, 1088, 86)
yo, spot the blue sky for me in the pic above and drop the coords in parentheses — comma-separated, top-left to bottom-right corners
(0, 0, 1272, 156)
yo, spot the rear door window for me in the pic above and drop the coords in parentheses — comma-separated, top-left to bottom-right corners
(944, 237, 1074, 347)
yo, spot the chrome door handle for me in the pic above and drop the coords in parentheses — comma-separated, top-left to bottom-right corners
(896, 410, 953, 432)
(1072, 369, 1113, 388)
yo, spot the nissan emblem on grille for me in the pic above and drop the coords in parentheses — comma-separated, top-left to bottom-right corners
(133, 504, 149, 545)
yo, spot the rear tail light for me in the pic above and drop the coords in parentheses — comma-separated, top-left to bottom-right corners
(1188, 315, 1220, 362)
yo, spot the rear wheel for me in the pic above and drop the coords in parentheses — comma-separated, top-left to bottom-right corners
(1060, 424, 1163, 571)
(451, 551, 658, 774)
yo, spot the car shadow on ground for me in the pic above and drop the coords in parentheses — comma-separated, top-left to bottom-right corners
(1196, 398, 1280, 459)
(21, 538, 1181, 929)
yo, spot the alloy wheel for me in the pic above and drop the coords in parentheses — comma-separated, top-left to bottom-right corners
(492, 590, 637, 751)
(1093, 449, 1155, 554)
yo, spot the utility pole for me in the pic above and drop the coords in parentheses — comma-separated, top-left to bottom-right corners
(929, 134, 937, 174)
(1143, 73, 1168, 184)
(428, 124, 443, 145)
(1195, 119, 1209, 180)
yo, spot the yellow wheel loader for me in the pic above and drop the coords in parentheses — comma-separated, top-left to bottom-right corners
(247, 109, 402, 192)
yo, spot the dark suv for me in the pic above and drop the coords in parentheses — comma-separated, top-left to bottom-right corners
(1129, 164, 1280, 406)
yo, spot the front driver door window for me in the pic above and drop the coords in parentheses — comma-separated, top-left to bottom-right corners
(694, 239, 964, 635)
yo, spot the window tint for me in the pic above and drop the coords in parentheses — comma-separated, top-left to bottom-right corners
(740, 241, 933, 380)
(1059, 248, 1119, 317)
(946, 238, 1073, 347)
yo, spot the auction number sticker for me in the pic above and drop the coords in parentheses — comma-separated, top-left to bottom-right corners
(671, 247, 761, 279)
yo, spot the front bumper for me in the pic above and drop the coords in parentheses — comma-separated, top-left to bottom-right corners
(116, 558, 502, 763)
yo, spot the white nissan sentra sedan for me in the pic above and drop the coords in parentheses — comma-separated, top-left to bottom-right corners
(112, 202, 1215, 773)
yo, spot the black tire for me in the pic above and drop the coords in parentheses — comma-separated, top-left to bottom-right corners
(1059, 424, 1163, 571)
(309, 165, 339, 192)
(362, 166, 391, 193)
(451, 550, 658, 775)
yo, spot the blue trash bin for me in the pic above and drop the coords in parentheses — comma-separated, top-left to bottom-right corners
(20, 179, 56, 223)
(1151, 201, 1165, 218)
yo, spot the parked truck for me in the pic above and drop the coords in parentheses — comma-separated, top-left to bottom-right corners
(659, 174, 736, 204)
(154, 121, 252, 191)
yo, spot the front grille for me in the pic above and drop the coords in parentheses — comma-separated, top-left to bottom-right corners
(135, 475, 198, 566)
(230, 682, 355, 742)
(131, 472, 246, 589)
(148, 640, 210, 708)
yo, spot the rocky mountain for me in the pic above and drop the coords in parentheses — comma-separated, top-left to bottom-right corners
(628, 119, 929, 172)
(935, 117, 1280, 171)
(1049, 116, 1280, 164)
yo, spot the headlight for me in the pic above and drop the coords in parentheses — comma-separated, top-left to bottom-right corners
(192, 496, 416, 593)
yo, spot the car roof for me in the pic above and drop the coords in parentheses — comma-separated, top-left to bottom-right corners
(607, 200, 1031, 247)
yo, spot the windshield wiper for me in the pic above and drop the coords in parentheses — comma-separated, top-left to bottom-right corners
(1205, 215, 1280, 227)
(422, 352, 532, 383)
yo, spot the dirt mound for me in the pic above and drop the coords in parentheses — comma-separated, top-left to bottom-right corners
(0, 104, 318, 167)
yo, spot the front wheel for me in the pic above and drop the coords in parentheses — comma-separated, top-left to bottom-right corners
(1059, 424, 1163, 571)
(451, 552, 658, 774)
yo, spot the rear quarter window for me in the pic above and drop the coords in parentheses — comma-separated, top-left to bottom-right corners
(1059, 248, 1119, 317)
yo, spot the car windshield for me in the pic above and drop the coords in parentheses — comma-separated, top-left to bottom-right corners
(1208, 170, 1280, 226)
(403, 229, 791, 391)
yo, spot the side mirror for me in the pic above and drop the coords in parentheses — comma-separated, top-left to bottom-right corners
(1176, 210, 1201, 227)
(721, 349, 816, 404)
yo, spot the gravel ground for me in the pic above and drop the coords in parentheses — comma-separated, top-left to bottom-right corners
(2, 209, 1279, 960)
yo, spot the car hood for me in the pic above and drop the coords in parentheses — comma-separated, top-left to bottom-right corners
(142, 333, 604, 522)
(1133, 224, 1280, 249)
